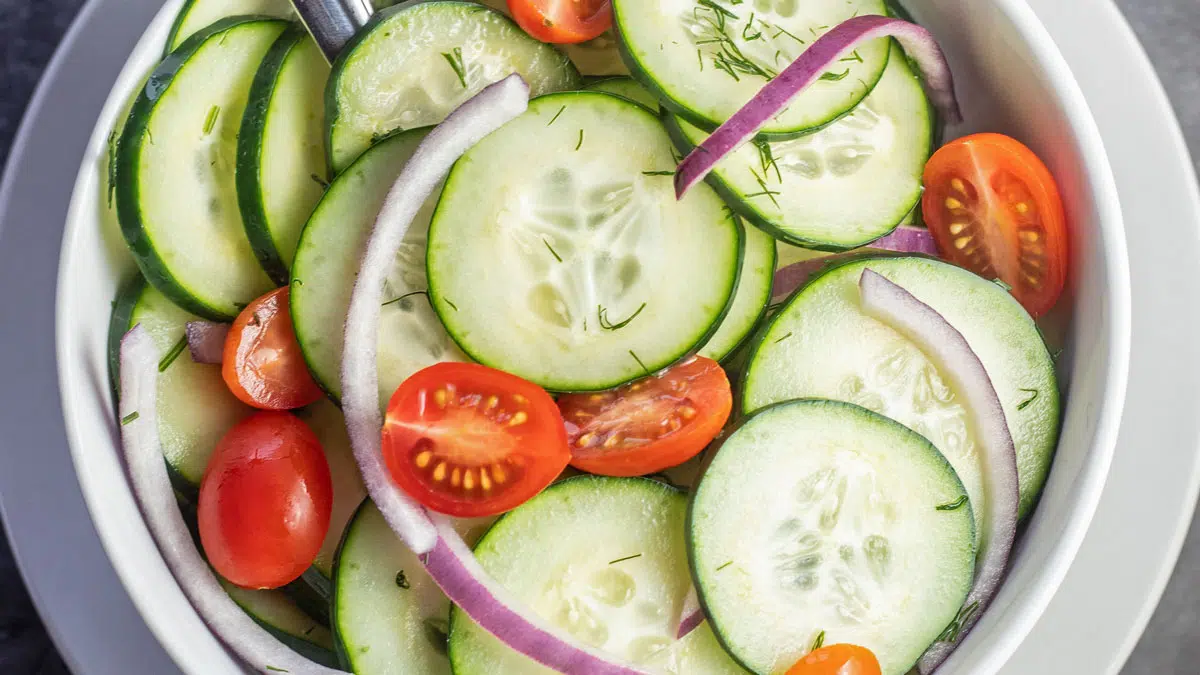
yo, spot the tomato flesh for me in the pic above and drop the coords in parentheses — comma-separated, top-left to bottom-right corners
(557, 356, 732, 477)
(223, 287, 323, 410)
(382, 362, 570, 517)
(199, 412, 333, 589)
(922, 133, 1068, 317)
(507, 0, 612, 44)
(785, 644, 882, 675)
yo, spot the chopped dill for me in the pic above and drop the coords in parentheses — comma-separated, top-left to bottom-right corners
(444, 298, 459, 312)
(1017, 388, 1040, 411)
(158, 336, 187, 373)
(575, 129, 584, 151)
(811, 630, 826, 651)
(773, 331, 793, 344)
(543, 238, 563, 263)
(121, 411, 139, 426)
(547, 105, 566, 126)
(310, 173, 329, 189)
(599, 303, 647, 331)
(936, 496, 969, 511)
(629, 350, 651, 376)
(382, 290, 429, 308)
(819, 69, 851, 82)
(202, 105, 220, 135)
(608, 553, 643, 565)
(441, 47, 468, 88)
(642, 170, 675, 176)
(716, 561, 733, 571)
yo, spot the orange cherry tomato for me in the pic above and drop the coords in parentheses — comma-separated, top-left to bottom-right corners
(557, 356, 732, 477)
(922, 133, 1068, 317)
(222, 287, 323, 410)
(199, 412, 333, 589)
(507, 0, 612, 44)
(381, 362, 570, 517)
(785, 644, 882, 675)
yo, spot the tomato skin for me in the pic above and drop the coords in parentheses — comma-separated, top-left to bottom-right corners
(785, 644, 882, 675)
(199, 412, 333, 589)
(507, 0, 612, 44)
(382, 362, 570, 518)
(922, 133, 1068, 317)
(557, 356, 732, 477)
(223, 287, 323, 410)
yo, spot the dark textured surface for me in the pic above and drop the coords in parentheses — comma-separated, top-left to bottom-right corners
(0, 0, 1197, 673)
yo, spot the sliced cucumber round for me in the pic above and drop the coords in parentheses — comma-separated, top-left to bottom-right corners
(303, 399, 367, 583)
(164, 0, 293, 55)
(221, 579, 338, 668)
(116, 17, 287, 320)
(291, 127, 467, 405)
(665, 42, 933, 250)
(584, 76, 659, 111)
(237, 27, 330, 284)
(691, 400, 975, 675)
(333, 501, 496, 675)
(428, 92, 742, 391)
(613, 0, 889, 137)
(743, 256, 1060, 520)
(448, 476, 749, 674)
(699, 223, 776, 362)
(111, 277, 253, 493)
(326, 1, 582, 172)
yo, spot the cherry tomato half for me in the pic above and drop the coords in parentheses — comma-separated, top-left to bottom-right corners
(223, 287, 323, 410)
(382, 362, 570, 517)
(507, 0, 612, 44)
(922, 133, 1068, 317)
(785, 644, 882, 675)
(557, 356, 732, 477)
(199, 412, 333, 589)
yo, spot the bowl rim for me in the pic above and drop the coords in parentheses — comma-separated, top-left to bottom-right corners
(47, 1, 1131, 674)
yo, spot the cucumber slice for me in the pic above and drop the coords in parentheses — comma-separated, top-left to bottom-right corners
(448, 476, 748, 674)
(303, 399, 367, 583)
(221, 579, 338, 668)
(237, 27, 330, 284)
(584, 77, 659, 111)
(743, 256, 1060, 520)
(613, 0, 889, 137)
(427, 92, 742, 391)
(113, 277, 254, 493)
(164, 0, 293, 55)
(690, 400, 975, 675)
(326, 1, 582, 172)
(699, 223, 775, 362)
(116, 18, 287, 320)
(291, 128, 467, 404)
(665, 42, 934, 250)
(333, 501, 496, 675)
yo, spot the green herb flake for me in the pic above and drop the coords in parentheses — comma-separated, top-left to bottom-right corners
(642, 170, 675, 176)
(840, 49, 864, 64)
(936, 601, 982, 644)
(158, 336, 188, 373)
(993, 278, 1013, 292)
(599, 303, 647, 331)
(575, 129, 585, 151)
(106, 130, 119, 207)
(202, 105, 220, 135)
(441, 47, 468, 88)
(936, 495, 969, 511)
(265, 667, 289, 673)
(773, 331, 793, 344)
(608, 553, 643, 565)
(543, 238, 563, 263)
(310, 173, 329, 189)
(811, 630, 826, 651)
(121, 411, 140, 426)
(395, 570, 411, 589)
(819, 69, 851, 82)
(444, 298, 459, 312)
(629, 350, 651, 376)
(1016, 388, 1040, 411)
(547, 105, 566, 126)
(383, 290, 430, 308)
(716, 561, 733, 571)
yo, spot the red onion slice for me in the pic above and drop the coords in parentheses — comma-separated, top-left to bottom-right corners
(675, 15, 961, 198)
(119, 325, 348, 675)
(186, 320, 228, 365)
(338, 75, 649, 674)
(675, 586, 704, 639)
(857, 270, 1018, 673)
(870, 224, 938, 256)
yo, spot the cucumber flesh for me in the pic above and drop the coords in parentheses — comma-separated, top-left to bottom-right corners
(290, 128, 467, 405)
(237, 28, 330, 283)
(303, 399, 367, 582)
(333, 501, 496, 675)
(164, 0, 293, 54)
(326, 1, 582, 172)
(699, 223, 775, 362)
(743, 256, 1060, 520)
(448, 476, 748, 674)
(666, 42, 933, 250)
(690, 400, 975, 675)
(427, 92, 742, 391)
(117, 18, 287, 320)
(613, 0, 889, 136)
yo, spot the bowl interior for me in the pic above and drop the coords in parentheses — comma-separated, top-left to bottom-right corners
(53, 0, 1129, 673)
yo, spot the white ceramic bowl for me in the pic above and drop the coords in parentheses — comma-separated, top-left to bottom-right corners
(53, 0, 1130, 673)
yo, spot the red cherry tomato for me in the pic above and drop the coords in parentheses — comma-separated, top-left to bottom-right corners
(785, 644, 882, 675)
(199, 412, 332, 589)
(922, 133, 1068, 317)
(506, 0, 612, 44)
(382, 362, 570, 518)
(557, 356, 732, 477)
(223, 287, 323, 410)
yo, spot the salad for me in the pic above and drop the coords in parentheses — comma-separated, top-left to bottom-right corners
(105, 0, 1070, 674)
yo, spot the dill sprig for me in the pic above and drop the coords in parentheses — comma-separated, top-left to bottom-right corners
(936, 496, 969, 511)
(441, 47, 468, 88)
(158, 336, 188, 372)
(599, 303, 647, 331)
(382, 290, 429, 308)
(543, 238, 563, 263)
(202, 105, 220, 135)
(608, 553, 643, 565)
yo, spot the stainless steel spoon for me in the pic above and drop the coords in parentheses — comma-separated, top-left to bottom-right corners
(289, 0, 375, 61)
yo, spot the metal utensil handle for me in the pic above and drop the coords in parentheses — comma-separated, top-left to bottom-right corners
(290, 0, 374, 61)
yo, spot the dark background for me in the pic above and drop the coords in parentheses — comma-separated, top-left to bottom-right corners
(0, 1, 1197, 673)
